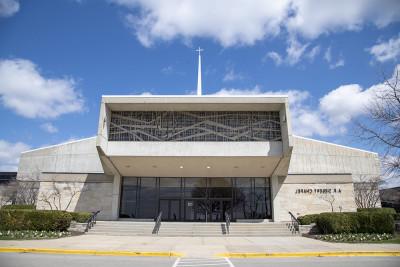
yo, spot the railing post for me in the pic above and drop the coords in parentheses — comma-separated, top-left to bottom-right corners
(288, 211, 300, 234)
(153, 211, 162, 234)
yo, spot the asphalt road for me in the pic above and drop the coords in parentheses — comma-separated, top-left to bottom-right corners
(0, 253, 399, 267)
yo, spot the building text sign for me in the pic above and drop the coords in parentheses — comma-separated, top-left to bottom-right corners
(295, 188, 342, 194)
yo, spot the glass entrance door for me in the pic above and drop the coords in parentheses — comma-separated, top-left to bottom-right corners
(184, 199, 208, 221)
(210, 199, 231, 222)
(184, 199, 231, 222)
(159, 199, 180, 221)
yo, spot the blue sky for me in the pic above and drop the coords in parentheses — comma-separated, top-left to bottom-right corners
(0, 0, 399, 185)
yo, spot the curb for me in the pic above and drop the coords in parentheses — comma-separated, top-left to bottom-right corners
(0, 247, 183, 257)
(216, 251, 400, 258)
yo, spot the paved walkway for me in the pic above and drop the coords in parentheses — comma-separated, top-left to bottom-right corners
(0, 235, 399, 257)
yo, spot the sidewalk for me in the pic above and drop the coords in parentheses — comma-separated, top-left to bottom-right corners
(0, 235, 399, 258)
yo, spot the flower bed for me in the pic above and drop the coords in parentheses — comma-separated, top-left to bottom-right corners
(0, 230, 71, 240)
(314, 233, 394, 243)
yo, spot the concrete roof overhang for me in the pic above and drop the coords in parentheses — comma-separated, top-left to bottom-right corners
(101, 95, 288, 111)
(96, 95, 292, 178)
(101, 141, 284, 177)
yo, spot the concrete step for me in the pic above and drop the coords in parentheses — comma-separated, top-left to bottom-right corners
(88, 221, 295, 236)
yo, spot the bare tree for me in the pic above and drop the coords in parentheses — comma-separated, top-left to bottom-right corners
(15, 181, 39, 205)
(0, 180, 17, 207)
(355, 68, 400, 179)
(354, 176, 381, 208)
(15, 170, 41, 205)
(318, 193, 336, 212)
(39, 182, 88, 211)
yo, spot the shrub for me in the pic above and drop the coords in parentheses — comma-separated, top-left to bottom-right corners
(356, 211, 394, 234)
(316, 213, 359, 234)
(297, 214, 319, 225)
(69, 212, 92, 223)
(316, 211, 394, 234)
(357, 207, 396, 215)
(0, 209, 72, 231)
(2, 204, 36, 210)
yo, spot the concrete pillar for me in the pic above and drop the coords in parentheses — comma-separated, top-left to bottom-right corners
(270, 175, 280, 222)
(111, 174, 121, 220)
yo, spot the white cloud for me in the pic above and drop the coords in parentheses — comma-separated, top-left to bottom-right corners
(223, 67, 244, 82)
(161, 65, 174, 75)
(266, 52, 283, 66)
(324, 47, 345, 69)
(0, 0, 19, 17)
(287, 0, 400, 38)
(267, 40, 320, 66)
(112, 0, 400, 47)
(0, 140, 30, 171)
(320, 84, 373, 125)
(120, 0, 289, 47)
(286, 38, 309, 65)
(139, 91, 153, 95)
(0, 58, 85, 119)
(40, 122, 58, 134)
(368, 34, 400, 62)
(306, 46, 321, 61)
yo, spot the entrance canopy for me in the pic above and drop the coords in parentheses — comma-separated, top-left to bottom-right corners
(96, 96, 293, 178)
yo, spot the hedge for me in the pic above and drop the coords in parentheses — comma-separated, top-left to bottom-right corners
(357, 207, 396, 215)
(0, 209, 72, 231)
(316, 211, 394, 234)
(70, 212, 92, 223)
(297, 214, 319, 225)
(2, 204, 36, 210)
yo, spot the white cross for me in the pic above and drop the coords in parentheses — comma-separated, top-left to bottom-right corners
(196, 47, 204, 56)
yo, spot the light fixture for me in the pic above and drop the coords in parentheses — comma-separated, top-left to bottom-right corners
(179, 166, 184, 169)
(206, 166, 211, 169)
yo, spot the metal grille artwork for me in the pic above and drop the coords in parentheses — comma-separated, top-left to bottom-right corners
(109, 111, 282, 141)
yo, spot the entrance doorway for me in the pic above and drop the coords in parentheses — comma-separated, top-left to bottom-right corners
(184, 199, 231, 222)
(159, 199, 180, 221)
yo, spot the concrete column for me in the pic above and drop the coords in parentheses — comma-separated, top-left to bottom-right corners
(111, 174, 121, 220)
(270, 175, 280, 222)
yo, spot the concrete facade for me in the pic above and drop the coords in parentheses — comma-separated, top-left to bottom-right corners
(15, 95, 381, 222)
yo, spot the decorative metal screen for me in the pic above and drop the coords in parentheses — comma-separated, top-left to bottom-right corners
(109, 111, 281, 141)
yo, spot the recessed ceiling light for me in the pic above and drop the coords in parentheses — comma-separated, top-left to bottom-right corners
(206, 166, 211, 169)
(179, 166, 184, 169)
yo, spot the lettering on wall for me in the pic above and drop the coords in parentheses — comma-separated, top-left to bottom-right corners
(295, 188, 342, 194)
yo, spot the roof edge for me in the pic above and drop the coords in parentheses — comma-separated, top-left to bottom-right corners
(293, 135, 379, 155)
(101, 95, 289, 98)
(21, 136, 96, 154)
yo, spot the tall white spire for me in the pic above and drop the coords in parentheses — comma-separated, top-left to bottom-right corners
(196, 47, 203, 96)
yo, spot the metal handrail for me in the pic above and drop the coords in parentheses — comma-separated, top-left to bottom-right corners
(225, 212, 231, 234)
(152, 211, 162, 234)
(288, 211, 300, 234)
(85, 210, 100, 232)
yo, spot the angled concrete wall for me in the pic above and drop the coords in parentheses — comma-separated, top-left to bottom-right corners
(289, 136, 380, 179)
(17, 137, 104, 182)
(16, 138, 115, 220)
(272, 136, 381, 221)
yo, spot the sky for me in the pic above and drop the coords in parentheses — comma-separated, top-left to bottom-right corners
(0, 0, 399, 186)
